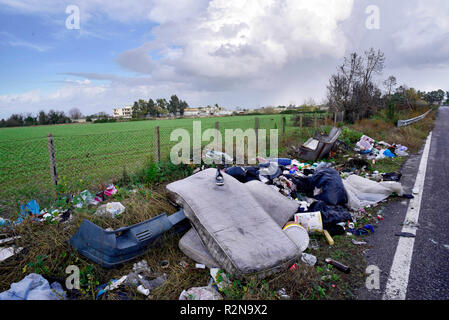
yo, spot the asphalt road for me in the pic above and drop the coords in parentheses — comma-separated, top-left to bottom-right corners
(357, 106, 449, 300)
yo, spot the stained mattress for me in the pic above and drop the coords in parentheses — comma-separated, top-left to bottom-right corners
(167, 169, 301, 278)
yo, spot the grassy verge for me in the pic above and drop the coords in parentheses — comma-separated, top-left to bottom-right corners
(0, 108, 437, 300)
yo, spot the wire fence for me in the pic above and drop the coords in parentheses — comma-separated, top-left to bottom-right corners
(0, 112, 343, 217)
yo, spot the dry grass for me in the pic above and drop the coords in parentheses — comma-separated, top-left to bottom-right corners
(0, 185, 367, 300)
(0, 190, 211, 300)
(351, 108, 436, 153)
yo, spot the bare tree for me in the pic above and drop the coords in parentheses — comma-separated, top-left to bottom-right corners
(326, 48, 385, 121)
(383, 76, 397, 97)
(69, 107, 83, 120)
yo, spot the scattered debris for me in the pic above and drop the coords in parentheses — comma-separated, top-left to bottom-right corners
(0, 246, 23, 262)
(351, 239, 367, 245)
(277, 288, 291, 300)
(308, 239, 319, 250)
(104, 184, 118, 196)
(97, 260, 167, 298)
(95, 202, 125, 218)
(0, 236, 20, 245)
(0, 273, 66, 300)
(179, 286, 222, 300)
(395, 232, 416, 238)
(401, 220, 420, 228)
(210, 268, 231, 290)
(325, 258, 350, 274)
(301, 253, 317, 266)
(0, 217, 10, 227)
(160, 260, 169, 268)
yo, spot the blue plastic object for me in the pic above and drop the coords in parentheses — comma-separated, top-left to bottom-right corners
(383, 149, 396, 158)
(17, 200, 40, 224)
(268, 158, 292, 166)
(69, 210, 186, 268)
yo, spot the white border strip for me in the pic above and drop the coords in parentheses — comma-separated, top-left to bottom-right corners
(382, 132, 433, 300)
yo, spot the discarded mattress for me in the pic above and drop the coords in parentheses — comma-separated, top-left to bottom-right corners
(343, 174, 404, 210)
(179, 228, 219, 268)
(167, 169, 301, 278)
(178, 180, 299, 268)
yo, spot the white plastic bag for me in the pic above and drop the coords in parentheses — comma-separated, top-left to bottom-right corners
(95, 202, 125, 217)
(343, 175, 404, 210)
(179, 286, 223, 300)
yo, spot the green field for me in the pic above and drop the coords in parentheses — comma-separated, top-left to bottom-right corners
(1, 114, 323, 215)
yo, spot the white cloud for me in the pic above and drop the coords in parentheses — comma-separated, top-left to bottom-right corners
(0, 0, 357, 117)
(65, 78, 91, 85)
(118, 0, 354, 79)
(3, 0, 449, 119)
(0, 89, 41, 105)
(392, 1, 449, 53)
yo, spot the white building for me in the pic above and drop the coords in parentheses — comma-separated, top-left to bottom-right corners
(218, 110, 233, 116)
(184, 108, 200, 117)
(113, 106, 132, 118)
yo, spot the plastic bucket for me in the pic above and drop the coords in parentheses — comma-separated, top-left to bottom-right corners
(282, 222, 310, 252)
(294, 212, 323, 233)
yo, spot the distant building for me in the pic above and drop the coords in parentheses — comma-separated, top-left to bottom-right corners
(71, 118, 87, 123)
(184, 108, 200, 117)
(113, 106, 132, 118)
(218, 110, 233, 116)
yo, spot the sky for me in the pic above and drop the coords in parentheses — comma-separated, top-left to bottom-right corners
(0, 0, 449, 118)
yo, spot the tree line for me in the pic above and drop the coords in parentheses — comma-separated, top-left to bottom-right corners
(0, 110, 73, 128)
(130, 94, 189, 119)
(326, 48, 448, 122)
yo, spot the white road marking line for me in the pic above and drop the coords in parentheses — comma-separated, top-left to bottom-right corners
(383, 132, 433, 300)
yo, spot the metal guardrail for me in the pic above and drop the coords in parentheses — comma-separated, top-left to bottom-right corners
(397, 109, 432, 127)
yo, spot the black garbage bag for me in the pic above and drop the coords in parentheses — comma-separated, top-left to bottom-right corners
(225, 166, 260, 183)
(308, 168, 348, 206)
(244, 166, 260, 182)
(225, 167, 247, 183)
(307, 200, 352, 235)
(382, 172, 402, 182)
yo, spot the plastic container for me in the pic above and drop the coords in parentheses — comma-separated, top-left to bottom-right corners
(282, 222, 309, 252)
(294, 212, 334, 246)
(294, 212, 323, 233)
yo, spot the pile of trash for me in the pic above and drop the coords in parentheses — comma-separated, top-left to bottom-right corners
(355, 135, 409, 161)
(0, 128, 415, 300)
(1, 183, 122, 228)
(0, 183, 124, 264)
(97, 260, 167, 298)
(165, 131, 414, 297)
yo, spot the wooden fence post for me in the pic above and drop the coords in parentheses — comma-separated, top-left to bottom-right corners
(214, 121, 219, 150)
(334, 112, 337, 126)
(300, 114, 303, 130)
(281, 117, 285, 136)
(155, 126, 160, 162)
(47, 134, 58, 186)
(314, 112, 317, 129)
(255, 117, 259, 155)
